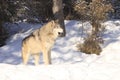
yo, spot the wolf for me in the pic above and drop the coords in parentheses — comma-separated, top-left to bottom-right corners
(22, 20, 64, 65)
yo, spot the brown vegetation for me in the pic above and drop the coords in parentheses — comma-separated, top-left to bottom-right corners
(74, 0, 113, 55)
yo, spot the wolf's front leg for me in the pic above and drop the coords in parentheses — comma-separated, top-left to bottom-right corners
(22, 52, 30, 65)
(43, 49, 51, 65)
(48, 50, 51, 64)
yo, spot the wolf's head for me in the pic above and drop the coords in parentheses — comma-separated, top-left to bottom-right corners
(53, 23, 64, 37)
(50, 20, 64, 37)
(53, 24, 64, 37)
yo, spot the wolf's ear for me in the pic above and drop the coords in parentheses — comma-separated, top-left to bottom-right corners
(54, 19, 59, 24)
(51, 20, 55, 27)
(51, 20, 55, 24)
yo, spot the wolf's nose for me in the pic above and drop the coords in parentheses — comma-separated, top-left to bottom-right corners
(58, 32, 63, 35)
(58, 32, 64, 37)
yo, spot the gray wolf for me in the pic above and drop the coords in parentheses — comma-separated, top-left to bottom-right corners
(22, 20, 63, 65)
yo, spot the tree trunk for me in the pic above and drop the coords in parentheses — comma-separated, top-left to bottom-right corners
(0, 21, 7, 47)
(52, 0, 66, 36)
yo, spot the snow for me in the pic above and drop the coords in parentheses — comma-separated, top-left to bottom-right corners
(0, 20, 120, 80)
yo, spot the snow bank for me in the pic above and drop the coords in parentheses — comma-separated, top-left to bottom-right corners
(0, 20, 120, 80)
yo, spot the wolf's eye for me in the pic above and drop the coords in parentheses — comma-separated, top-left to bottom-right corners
(58, 32, 61, 35)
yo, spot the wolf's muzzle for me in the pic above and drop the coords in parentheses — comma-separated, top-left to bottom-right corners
(58, 32, 64, 37)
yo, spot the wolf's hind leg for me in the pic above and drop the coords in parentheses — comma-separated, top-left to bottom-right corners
(22, 52, 30, 65)
(33, 54, 39, 65)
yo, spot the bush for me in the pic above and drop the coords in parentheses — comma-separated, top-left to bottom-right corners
(74, 0, 113, 55)
(77, 35, 102, 55)
(77, 22, 104, 55)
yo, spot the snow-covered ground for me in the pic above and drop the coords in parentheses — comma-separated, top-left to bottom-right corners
(0, 20, 120, 80)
